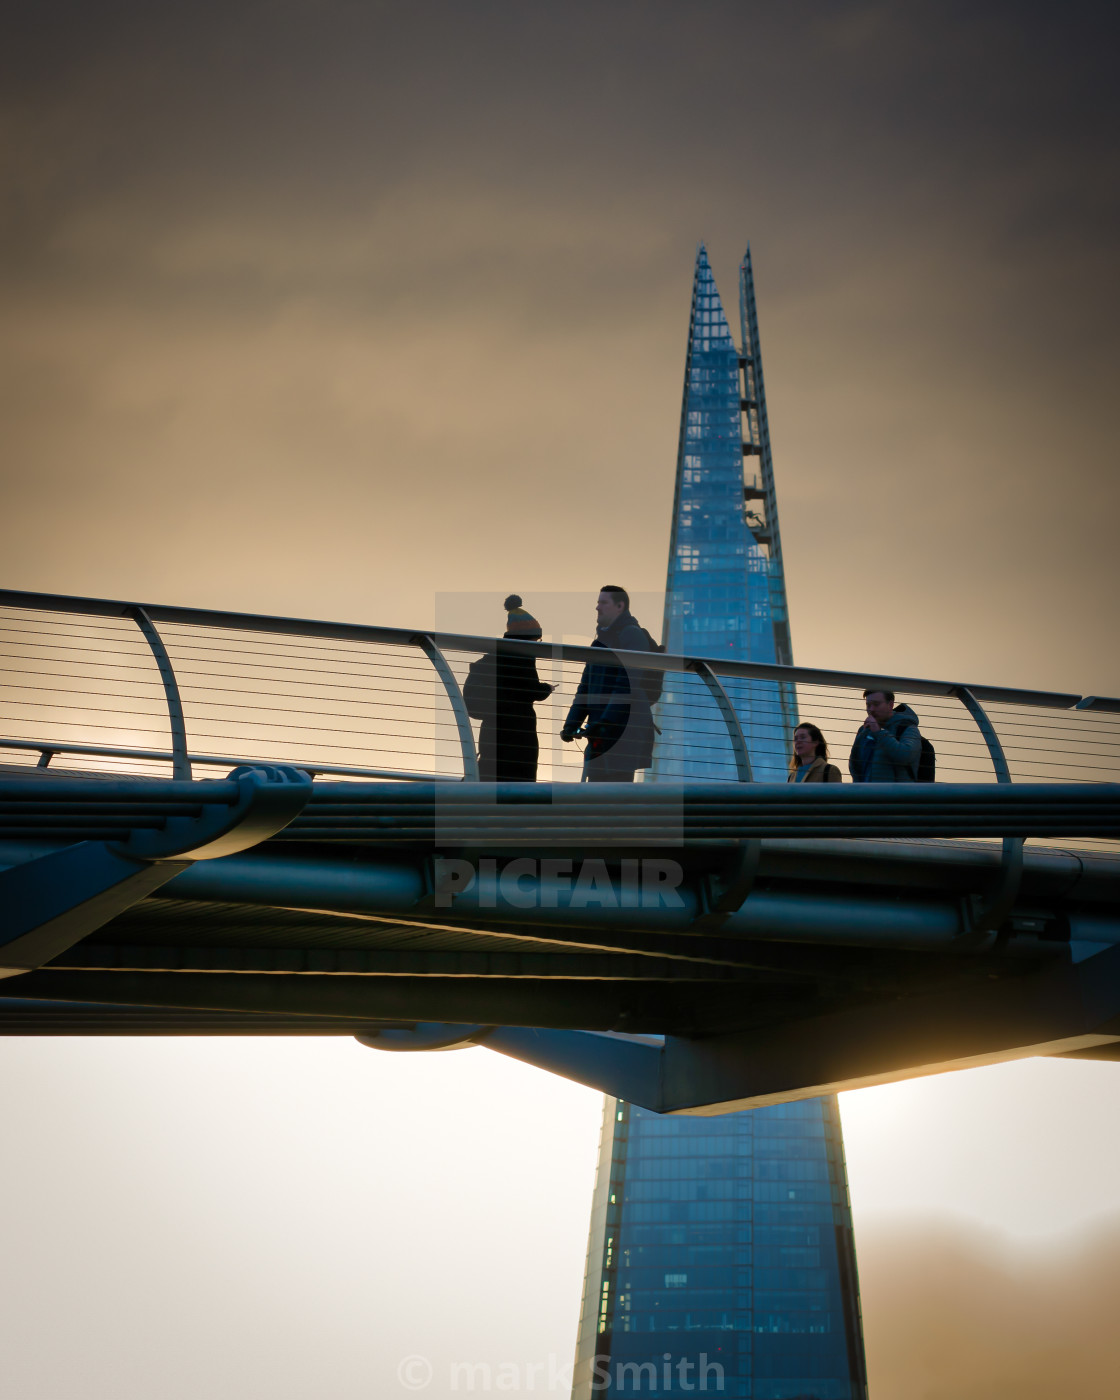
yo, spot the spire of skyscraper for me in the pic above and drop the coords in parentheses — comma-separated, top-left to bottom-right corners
(571, 245, 868, 1400)
(739, 244, 792, 667)
(653, 244, 796, 782)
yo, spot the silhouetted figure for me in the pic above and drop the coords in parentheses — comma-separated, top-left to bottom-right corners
(560, 586, 656, 783)
(788, 723, 842, 783)
(472, 596, 553, 783)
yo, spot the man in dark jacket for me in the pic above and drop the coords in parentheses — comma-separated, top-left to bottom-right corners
(849, 689, 923, 782)
(561, 586, 656, 783)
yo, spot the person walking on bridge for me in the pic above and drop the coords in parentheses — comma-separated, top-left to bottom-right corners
(789, 723, 842, 783)
(470, 596, 553, 783)
(560, 586, 656, 783)
(849, 689, 923, 782)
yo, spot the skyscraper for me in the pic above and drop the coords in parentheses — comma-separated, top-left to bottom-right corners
(652, 245, 795, 783)
(570, 248, 868, 1400)
(571, 1098, 867, 1400)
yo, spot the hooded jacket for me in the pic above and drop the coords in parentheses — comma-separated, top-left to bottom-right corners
(848, 703, 923, 782)
(563, 609, 656, 770)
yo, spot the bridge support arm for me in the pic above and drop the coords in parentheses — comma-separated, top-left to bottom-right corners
(469, 944, 1120, 1112)
(0, 844, 186, 978)
(951, 685, 1024, 943)
(691, 838, 762, 932)
(459, 1027, 662, 1107)
(0, 766, 311, 977)
(355, 1022, 665, 1109)
(657, 942, 1120, 1113)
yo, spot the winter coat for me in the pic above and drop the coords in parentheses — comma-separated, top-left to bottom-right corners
(848, 703, 923, 782)
(788, 756, 842, 783)
(564, 610, 656, 771)
(477, 649, 552, 783)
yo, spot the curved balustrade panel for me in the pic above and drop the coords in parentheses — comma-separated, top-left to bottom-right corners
(156, 621, 464, 782)
(981, 699, 1120, 786)
(0, 604, 179, 779)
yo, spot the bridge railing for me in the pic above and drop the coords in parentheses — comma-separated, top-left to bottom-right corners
(1, 588, 1117, 795)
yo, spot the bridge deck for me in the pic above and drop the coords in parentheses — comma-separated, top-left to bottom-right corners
(0, 588, 1118, 1110)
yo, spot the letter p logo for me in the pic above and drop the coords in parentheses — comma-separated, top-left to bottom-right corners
(434, 858, 475, 907)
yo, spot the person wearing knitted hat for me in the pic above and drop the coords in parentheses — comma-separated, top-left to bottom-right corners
(503, 597, 541, 639)
(465, 594, 553, 782)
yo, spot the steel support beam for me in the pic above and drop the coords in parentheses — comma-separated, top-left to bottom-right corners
(0, 767, 311, 975)
(655, 941, 1120, 1113)
(47, 943, 754, 981)
(439, 1026, 664, 1106)
(0, 998, 406, 1035)
(0, 844, 186, 977)
(952, 684, 1025, 944)
(465, 942, 1120, 1112)
(0, 970, 704, 1032)
(2, 836, 1115, 956)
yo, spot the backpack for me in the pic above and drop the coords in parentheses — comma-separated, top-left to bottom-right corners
(635, 628, 667, 706)
(462, 654, 496, 720)
(913, 735, 936, 782)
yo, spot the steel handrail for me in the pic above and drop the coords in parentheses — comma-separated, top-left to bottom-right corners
(0, 736, 457, 784)
(0, 586, 1104, 709)
(2, 586, 1118, 789)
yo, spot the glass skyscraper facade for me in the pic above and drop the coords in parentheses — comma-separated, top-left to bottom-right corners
(571, 248, 867, 1400)
(572, 1099, 867, 1400)
(652, 246, 795, 783)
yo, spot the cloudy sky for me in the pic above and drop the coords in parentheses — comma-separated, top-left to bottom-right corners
(2, 2, 1119, 1395)
(3, 0, 1118, 686)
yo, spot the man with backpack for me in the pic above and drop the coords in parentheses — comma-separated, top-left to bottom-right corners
(560, 586, 661, 783)
(849, 688, 931, 782)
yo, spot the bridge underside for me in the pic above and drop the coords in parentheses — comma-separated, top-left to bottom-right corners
(1, 778, 1118, 1112)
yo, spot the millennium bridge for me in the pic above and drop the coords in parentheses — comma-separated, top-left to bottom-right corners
(0, 587, 1117, 1114)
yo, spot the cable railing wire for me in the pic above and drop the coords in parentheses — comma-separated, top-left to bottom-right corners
(2, 596, 1117, 806)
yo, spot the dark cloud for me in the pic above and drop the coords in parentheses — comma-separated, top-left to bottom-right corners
(0, 0, 1117, 687)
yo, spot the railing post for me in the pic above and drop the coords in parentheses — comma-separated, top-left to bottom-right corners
(952, 685, 1023, 941)
(415, 634, 480, 782)
(953, 685, 1012, 784)
(688, 659, 759, 927)
(690, 660, 754, 782)
(130, 607, 190, 780)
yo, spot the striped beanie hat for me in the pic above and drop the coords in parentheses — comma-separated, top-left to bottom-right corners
(503, 594, 542, 638)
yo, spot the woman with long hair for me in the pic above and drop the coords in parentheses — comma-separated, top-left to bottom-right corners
(788, 723, 842, 783)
